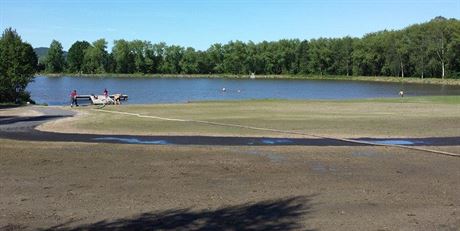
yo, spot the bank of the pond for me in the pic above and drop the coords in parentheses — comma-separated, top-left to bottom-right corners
(37, 73, 460, 86)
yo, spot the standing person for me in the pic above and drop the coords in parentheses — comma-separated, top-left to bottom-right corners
(103, 88, 108, 99)
(70, 90, 78, 107)
(102, 88, 113, 105)
(114, 94, 121, 105)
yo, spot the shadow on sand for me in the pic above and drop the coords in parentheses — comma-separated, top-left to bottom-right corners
(0, 105, 22, 110)
(0, 115, 72, 125)
(42, 196, 316, 231)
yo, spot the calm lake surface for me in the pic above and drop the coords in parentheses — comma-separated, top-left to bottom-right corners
(28, 76, 460, 105)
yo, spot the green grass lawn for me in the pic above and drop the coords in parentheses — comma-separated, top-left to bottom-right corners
(57, 96, 460, 138)
(346, 95, 460, 104)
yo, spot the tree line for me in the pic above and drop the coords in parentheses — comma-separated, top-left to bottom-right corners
(2, 17, 458, 103)
(41, 17, 460, 79)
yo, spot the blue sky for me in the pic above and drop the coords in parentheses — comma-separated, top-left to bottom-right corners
(1, 0, 459, 51)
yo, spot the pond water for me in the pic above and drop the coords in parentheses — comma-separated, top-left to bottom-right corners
(27, 76, 460, 105)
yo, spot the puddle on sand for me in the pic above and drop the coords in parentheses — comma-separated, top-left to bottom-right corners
(371, 140, 415, 145)
(93, 137, 170, 145)
(260, 139, 293, 145)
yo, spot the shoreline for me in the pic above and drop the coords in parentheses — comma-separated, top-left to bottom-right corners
(36, 73, 460, 86)
(26, 96, 460, 140)
(2, 105, 459, 147)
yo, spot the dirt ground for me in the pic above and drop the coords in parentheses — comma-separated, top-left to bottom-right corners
(1, 140, 459, 231)
(1, 103, 459, 230)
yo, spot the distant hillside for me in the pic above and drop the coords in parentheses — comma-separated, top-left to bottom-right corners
(34, 47, 48, 62)
(34, 47, 68, 62)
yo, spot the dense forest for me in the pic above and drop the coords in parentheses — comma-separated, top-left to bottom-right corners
(39, 17, 460, 78)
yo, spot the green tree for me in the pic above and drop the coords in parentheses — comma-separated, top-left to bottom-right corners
(429, 17, 448, 79)
(196, 51, 213, 74)
(130, 40, 147, 73)
(143, 41, 155, 74)
(160, 45, 184, 74)
(105, 53, 116, 73)
(408, 25, 429, 78)
(67, 40, 90, 73)
(332, 37, 354, 76)
(276, 39, 300, 74)
(352, 33, 385, 76)
(45, 40, 65, 73)
(0, 28, 37, 103)
(381, 31, 401, 77)
(447, 28, 460, 77)
(207, 43, 224, 73)
(396, 33, 411, 77)
(296, 40, 310, 74)
(258, 41, 277, 74)
(245, 41, 263, 74)
(222, 41, 248, 74)
(82, 39, 108, 74)
(308, 38, 332, 76)
(112, 39, 134, 73)
(149, 42, 167, 74)
(180, 47, 199, 74)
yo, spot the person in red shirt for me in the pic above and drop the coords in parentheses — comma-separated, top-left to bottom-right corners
(70, 90, 78, 107)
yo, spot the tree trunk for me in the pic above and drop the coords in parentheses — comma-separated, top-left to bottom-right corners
(435, 33, 446, 79)
(441, 61, 445, 79)
(421, 55, 424, 79)
(400, 61, 404, 78)
(441, 37, 445, 79)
